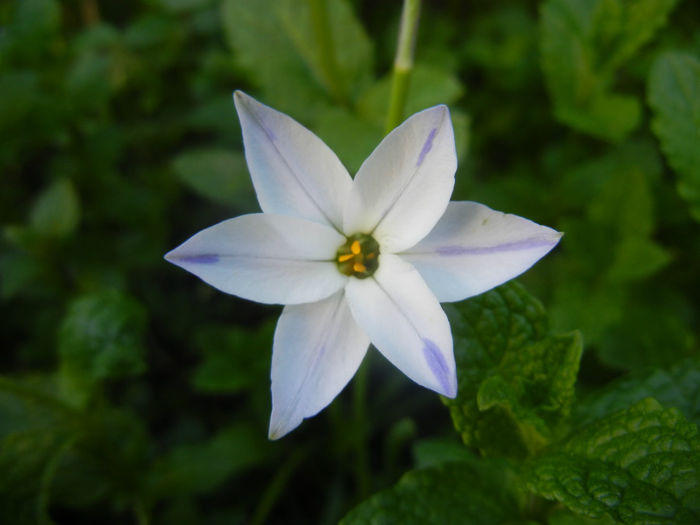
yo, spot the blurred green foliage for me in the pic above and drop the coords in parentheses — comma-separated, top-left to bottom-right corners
(1, 0, 698, 523)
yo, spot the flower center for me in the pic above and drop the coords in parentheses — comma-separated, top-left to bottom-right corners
(336, 233, 380, 279)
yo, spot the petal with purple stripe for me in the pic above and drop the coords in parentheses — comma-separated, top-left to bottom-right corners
(345, 254, 457, 397)
(343, 105, 457, 253)
(165, 213, 348, 305)
(401, 201, 562, 302)
(417, 128, 437, 166)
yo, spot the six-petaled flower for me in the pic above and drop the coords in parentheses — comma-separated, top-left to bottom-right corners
(165, 91, 562, 439)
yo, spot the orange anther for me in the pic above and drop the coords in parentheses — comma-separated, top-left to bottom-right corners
(353, 262, 367, 273)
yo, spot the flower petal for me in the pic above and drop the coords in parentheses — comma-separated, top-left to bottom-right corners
(165, 213, 347, 305)
(345, 254, 457, 397)
(234, 91, 351, 230)
(269, 290, 369, 439)
(401, 201, 562, 302)
(343, 105, 457, 252)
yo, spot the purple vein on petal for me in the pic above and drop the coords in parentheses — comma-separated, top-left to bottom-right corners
(416, 128, 437, 167)
(435, 237, 557, 256)
(422, 339, 454, 396)
(172, 253, 220, 264)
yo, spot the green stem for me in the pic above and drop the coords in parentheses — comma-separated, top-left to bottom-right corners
(385, 0, 422, 134)
(250, 446, 309, 525)
(308, 0, 347, 103)
(352, 361, 370, 499)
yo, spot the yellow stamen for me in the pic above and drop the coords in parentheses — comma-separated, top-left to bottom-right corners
(338, 253, 354, 263)
(351, 240, 361, 255)
(353, 262, 367, 273)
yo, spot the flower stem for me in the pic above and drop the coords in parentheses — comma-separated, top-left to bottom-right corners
(385, 0, 422, 134)
(250, 446, 309, 525)
(352, 360, 371, 499)
(308, 0, 347, 104)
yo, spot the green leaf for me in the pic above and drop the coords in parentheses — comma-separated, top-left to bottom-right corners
(553, 93, 640, 142)
(276, 0, 373, 101)
(612, 0, 678, 66)
(444, 282, 582, 458)
(550, 146, 671, 349)
(606, 236, 671, 282)
(192, 322, 273, 393)
(596, 289, 696, 370)
(574, 357, 700, 428)
(0, 429, 72, 525)
(540, 0, 678, 140)
(0, 377, 77, 525)
(58, 290, 147, 408)
(548, 507, 616, 525)
(411, 438, 475, 469)
(648, 51, 700, 221)
(476, 332, 582, 455)
(221, 0, 329, 122)
(314, 107, 383, 174)
(147, 423, 269, 498)
(527, 398, 700, 523)
(341, 458, 523, 525)
(171, 148, 256, 210)
(29, 178, 81, 238)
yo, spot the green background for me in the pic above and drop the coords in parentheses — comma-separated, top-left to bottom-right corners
(1, 0, 699, 523)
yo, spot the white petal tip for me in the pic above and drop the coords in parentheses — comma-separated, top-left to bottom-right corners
(267, 430, 284, 441)
(441, 384, 458, 399)
(268, 418, 300, 441)
(233, 90, 254, 112)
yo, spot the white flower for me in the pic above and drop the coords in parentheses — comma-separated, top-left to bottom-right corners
(165, 91, 562, 439)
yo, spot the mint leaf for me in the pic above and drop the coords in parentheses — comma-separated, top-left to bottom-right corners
(548, 507, 616, 525)
(58, 290, 147, 408)
(648, 51, 700, 221)
(604, 0, 678, 69)
(527, 398, 700, 523)
(171, 148, 256, 210)
(476, 332, 582, 455)
(540, 0, 678, 140)
(444, 282, 582, 458)
(574, 357, 700, 428)
(276, 0, 373, 101)
(341, 458, 523, 524)
(221, 0, 330, 121)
